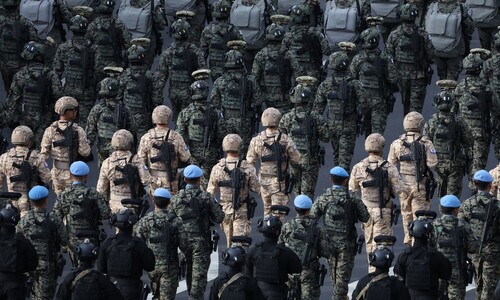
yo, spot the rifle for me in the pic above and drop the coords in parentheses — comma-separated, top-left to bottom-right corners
(247, 197, 257, 220)
(293, 218, 320, 265)
(356, 235, 365, 254)
(121, 198, 150, 219)
(54, 3, 67, 43)
(355, 0, 366, 32)
(151, 0, 164, 56)
(284, 171, 295, 195)
(0, 133, 8, 154)
(108, 20, 123, 62)
(362, 161, 389, 217)
(460, 4, 470, 55)
(400, 137, 426, 192)
(56, 254, 66, 277)
(114, 101, 128, 130)
(52, 123, 78, 164)
(203, 0, 213, 23)
(356, 109, 365, 137)
(425, 171, 437, 201)
(140, 283, 152, 300)
(12, 20, 29, 54)
(25, 275, 33, 298)
(10, 151, 39, 197)
(137, 73, 154, 122)
(151, 130, 176, 182)
(287, 275, 301, 300)
(0, 192, 22, 200)
(455, 225, 469, 286)
(262, 133, 287, 191)
(211, 230, 220, 252)
(478, 198, 498, 255)
(291, 116, 321, 166)
(192, 106, 215, 158)
(391, 204, 401, 225)
(344, 191, 359, 254)
(113, 156, 145, 200)
(318, 264, 327, 286)
(179, 257, 187, 280)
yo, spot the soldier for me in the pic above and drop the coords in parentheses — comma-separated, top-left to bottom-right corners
(85, 0, 131, 84)
(98, 208, 155, 300)
(52, 10, 96, 126)
(384, 3, 434, 116)
(138, 105, 191, 195)
(468, 0, 500, 49)
(423, 80, 472, 198)
(211, 48, 262, 155)
(247, 107, 301, 216)
(0, 204, 38, 299)
(279, 195, 323, 300)
(5, 41, 62, 147)
(86, 75, 137, 165)
(350, 133, 409, 271)
(394, 210, 452, 299)
(40, 96, 93, 196)
(53, 161, 110, 267)
(55, 239, 124, 300)
(313, 51, 366, 170)
(134, 188, 181, 300)
(170, 165, 225, 300)
(279, 78, 329, 198)
(17, 185, 68, 300)
(119, 39, 156, 140)
(245, 214, 302, 299)
(177, 69, 221, 176)
(432, 195, 478, 300)
(458, 170, 500, 300)
(200, 0, 244, 80)
(310, 166, 369, 300)
(252, 15, 293, 114)
(153, 17, 206, 120)
(165, 3, 208, 47)
(350, 20, 396, 135)
(453, 50, 493, 177)
(0, 126, 51, 216)
(97, 129, 151, 213)
(323, 0, 370, 48)
(207, 134, 260, 247)
(369, 0, 401, 42)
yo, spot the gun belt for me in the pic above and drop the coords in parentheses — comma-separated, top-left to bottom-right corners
(149, 169, 170, 177)
(53, 160, 70, 170)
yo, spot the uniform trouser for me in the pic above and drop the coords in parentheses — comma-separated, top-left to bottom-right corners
(439, 268, 467, 300)
(190, 146, 220, 181)
(436, 161, 464, 198)
(131, 112, 151, 141)
(363, 206, 393, 273)
(180, 236, 211, 300)
(52, 167, 72, 196)
(288, 261, 321, 300)
(32, 265, 58, 300)
(435, 56, 462, 80)
(0, 278, 25, 300)
(23, 114, 51, 150)
(221, 208, 251, 248)
(360, 94, 389, 136)
(330, 119, 357, 171)
(400, 174, 431, 245)
(110, 277, 142, 300)
(263, 86, 292, 115)
(97, 142, 112, 167)
(218, 117, 255, 156)
(0, 63, 22, 92)
(151, 173, 179, 195)
(260, 176, 290, 217)
(473, 245, 500, 300)
(169, 82, 192, 121)
(398, 78, 427, 116)
(292, 156, 320, 199)
(149, 266, 179, 300)
(326, 249, 355, 300)
(465, 122, 491, 176)
(477, 26, 499, 50)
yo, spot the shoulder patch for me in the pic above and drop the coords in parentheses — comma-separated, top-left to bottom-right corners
(430, 149, 436, 154)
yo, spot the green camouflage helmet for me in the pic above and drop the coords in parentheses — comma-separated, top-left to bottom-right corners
(290, 84, 312, 104)
(212, 0, 231, 19)
(462, 53, 483, 73)
(360, 27, 380, 49)
(190, 80, 210, 101)
(328, 51, 350, 71)
(127, 44, 147, 63)
(289, 4, 310, 25)
(224, 49, 244, 69)
(399, 3, 418, 22)
(21, 41, 45, 61)
(171, 19, 191, 40)
(69, 15, 89, 34)
(266, 23, 285, 41)
(98, 77, 120, 97)
(95, 0, 115, 13)
(433, 91, 453, 110)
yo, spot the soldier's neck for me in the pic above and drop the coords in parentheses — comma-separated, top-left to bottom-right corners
(265, 128, 279, 136)
(227, 267, 243, 277)
(227, 152, 239, 158)
(413, 238, 428, 248)
(156, 124, 169, 129)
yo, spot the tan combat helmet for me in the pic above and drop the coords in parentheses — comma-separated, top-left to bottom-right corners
(73, 6, 93, 18)
(470, 48, 491, 60)
(130, 37, 151, 49)
(176, 10, 195, 20)
(11, 126, 34, 146)
(295, 76, 317, 86)
(436, 79, 457, 92)
(403, 112, 425, 132)
(103, 66, 124, 77)
(192, 69, 211, 81)
(222, 134, 242, 152)
(54, 96, 79, 115)
(365, 16, 383, 27)
(261, 107, 282, 127)
(152, 105, 172, 125)
(270, 14, 290, 25)
(365, 133, 385, 153)
(111, 129, 134, 150)
(338, 41, 357, 53)
(227, 40, 247, 51)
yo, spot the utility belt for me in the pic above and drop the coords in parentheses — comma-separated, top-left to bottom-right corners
(149, 169, 170, 177)
(22, 104, 42, 114)
(53, 160, 70, 170)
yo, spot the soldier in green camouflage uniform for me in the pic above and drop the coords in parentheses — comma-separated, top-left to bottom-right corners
(279, 77, 329, 198)
(310, 166, 369, 300)
(17, 185, 68, 300)
(423, 80, 472, 198)
(252, 15, 294, 114)
(279, 195, 322, 300)
(458, 170, 500, 300)
(53, 12, 96, 127)
(313, 51, 366, 170)
(52, 161, 110, 267)
(5, 41, 62, 148)
(211, 49, 262, 155)
(86, 76, 137, 165)
(453, 50, 493, 176)
(432, 195, 478, 300)
(384, 3, 434, 116)
(153, 18, 206, 120)
(170, 165, 225, 300)
(134, 188, 181, 300)
(200, 0, 243, 81)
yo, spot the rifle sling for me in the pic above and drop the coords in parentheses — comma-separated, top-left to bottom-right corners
(70, 269, 94, 290)
(356, 273, 390, 300)
(217, 272, 245, 299)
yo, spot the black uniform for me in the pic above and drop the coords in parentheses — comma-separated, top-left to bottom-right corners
(0, 230, 38, 300)
(97, 231, 155, 300)
(210, 269, 266, 300)
(352, 270, 411, 300)
(244, 237, 302, 299)
(394, 243, 452, 299)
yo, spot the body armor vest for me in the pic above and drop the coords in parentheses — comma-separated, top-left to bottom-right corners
(466, 0, 498, 24)
(20, 0, 55, 38)
(209, 24, 233, 68)
(358, 51, 385, 91)
(230, 0, 267, 49)
(118, 0, 154, 39)
(395, 30, 417, 64)
(188, 106, 207, 143)
(123, 71, 152, 114)
(263, 47, 285, 88)
(164, 0, 196, 17)
(254, 244, 281, 283)
(147, 211, 178, 264)
(370, 0, 402, 23)
(22, 65, 51, 115)
(326, 76, 356, 121)
(425, 3, 462, 54)
(324, 0, 359, 46)
(170, 45, 196, 84)
(66, 41, 93, 89)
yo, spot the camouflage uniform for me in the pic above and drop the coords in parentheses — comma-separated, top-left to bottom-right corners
(134, 208, 181, 300)
(17, 207, 68, 300)
(490, 165, 500, 198)
(458, 191, 500, 300)
(310, 185, 370, 300)
(170, 184, 225, 300)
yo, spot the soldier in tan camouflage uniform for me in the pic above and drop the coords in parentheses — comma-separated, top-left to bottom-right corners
(40, 97, 92, 196)
(97, 129, 152, 212)
(0, 126, 51, 216)
(349, 133, 409, 271)
(388, 112, 438, 245)
(247, 107, 301, 216)
(207, 134, 260, 247)
(138, 105, 191, 195)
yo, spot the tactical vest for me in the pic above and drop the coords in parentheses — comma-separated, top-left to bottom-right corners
(324, 0, 359, 46)
(221, 76, 253, 117)
(431, 116, 458, 160)
(434, 217, 461, 264)
(467, 197, 499, 241)
(27, 212, 57, 263)
(0, 19, 30, 55)
(263, 47, 285, 88)
(290, 115, 314, 152)
(253, 244, 281, 283)
(188, 107, 207, 143)
(93, 19, 122, 66)
(66, 42, 93, 89)
(425, 3, 462, 54)
(97, 103, 123, 140)
(217, 160, 246, 208)
(261, 132, 287, 167)
(323, 189, 351, 232)
(8, 149, 39, 189)
(219, 275, 249, 300)
(285, 218, 312, 259)
(370, 0, 402, 23)
(170, 46, 197, 84)
(149, 129, 179, 173)
(209, 25, 234, 68)
(365, 276, 393, 300)
(395, 29, 417, 64)
(489, 57, 500, 93)
(147, 212, 178, 264)
(230, 0, 267, 50)
(106, 237, 135, 276)
(19, 0, 55, 38)
(71, 270, 101, 300)
(123, 71, 152, 114)
(118, 0, 154, 39)
(65, 0, 93, 9)
(165, 0, 196, 17)
(67, 187, 99, 232)
(176, 189, 208, 234)
(0, 238, 18, 272)
(22, 66, 51, 115)
(326, 77, 357, 121)
(405, 247, 432, 290)
(466, 0, 498, 24)
(458, 85, 486, 120)
(358, 52, 385, 91)
(288, 27, 315, 63)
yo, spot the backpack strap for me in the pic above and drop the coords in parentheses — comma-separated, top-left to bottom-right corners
(70, 269, 94, 290)
(356, 273, 390, 300)
(217, 272, 245, 299)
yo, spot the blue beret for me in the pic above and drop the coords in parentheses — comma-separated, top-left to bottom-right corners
(154, 188, 172, 199)
(294, 195, 312, 209)
(28, 185, 49, 201)
(440, 195, 461, 208)
(184, 165, 203, 179)
(330, 166, 349, 177)
(473, 170, 493, 183)
(70, 161, 89, 176)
